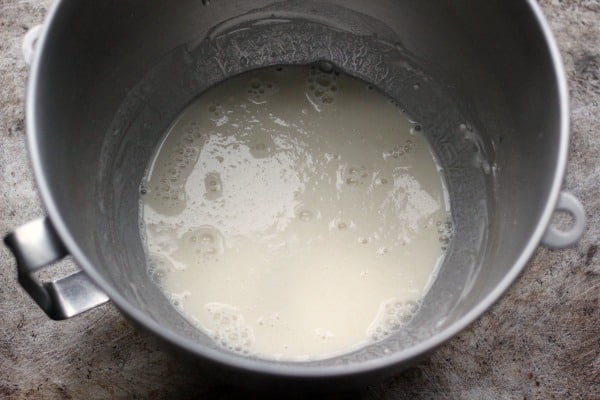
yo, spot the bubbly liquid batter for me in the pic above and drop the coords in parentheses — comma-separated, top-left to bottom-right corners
(140, 65, 451, 361)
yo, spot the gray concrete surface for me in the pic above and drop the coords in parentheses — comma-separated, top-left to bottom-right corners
(0, 1, 598, 398)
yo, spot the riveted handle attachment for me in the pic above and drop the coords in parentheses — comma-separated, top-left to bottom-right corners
(541, 192, 586, 249)
(4, 217, 109, 320)
(22, 24, 43, 66)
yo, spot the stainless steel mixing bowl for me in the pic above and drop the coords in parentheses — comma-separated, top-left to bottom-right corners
(4, 0, 585, 388)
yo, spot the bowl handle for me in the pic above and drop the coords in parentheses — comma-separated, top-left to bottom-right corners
(3, 217, 109, 320)
(540, 192, 586, 249)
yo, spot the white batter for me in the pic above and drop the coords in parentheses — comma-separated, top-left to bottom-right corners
(139, 65, 451, 361)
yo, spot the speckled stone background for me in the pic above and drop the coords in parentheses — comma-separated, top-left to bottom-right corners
(0, 1, 598, 399)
